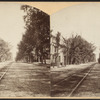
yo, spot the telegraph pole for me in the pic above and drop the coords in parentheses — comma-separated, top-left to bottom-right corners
(99, 47, 100, 58)
(98, 47, 100, 63)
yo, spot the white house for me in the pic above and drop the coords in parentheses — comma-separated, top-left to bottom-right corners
(50, 34, 67, 67)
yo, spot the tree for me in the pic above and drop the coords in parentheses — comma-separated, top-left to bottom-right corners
(55, 32, 61, 67)
(16, 5, 50, 64)
(62, 34, 96, 64)
(0, 38, 12, 62)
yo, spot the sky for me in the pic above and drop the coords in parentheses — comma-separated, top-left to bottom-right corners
(51, 2, 100, 61)
(0, 3, 25, 60)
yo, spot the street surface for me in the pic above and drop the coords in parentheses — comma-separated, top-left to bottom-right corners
(0, 62, 50, 97)
(51, 62, 97, 97)
(72, 63, 100, 97)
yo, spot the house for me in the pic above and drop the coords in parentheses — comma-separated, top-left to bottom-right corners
(50, 34, 67, 67)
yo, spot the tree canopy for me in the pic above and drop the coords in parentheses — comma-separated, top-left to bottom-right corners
(62, 34, 96, 64)
(0, 38, 12, 62)
(16, 5, 50, 63)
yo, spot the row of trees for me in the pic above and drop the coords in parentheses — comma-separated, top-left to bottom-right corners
(55, 32, 96, 65)
(16, 5, 50, 64)
(0, 38, 12, 62)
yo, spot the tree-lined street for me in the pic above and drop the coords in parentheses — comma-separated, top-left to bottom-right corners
(0, 4, 50, 97)
(0, 2, 100, 98)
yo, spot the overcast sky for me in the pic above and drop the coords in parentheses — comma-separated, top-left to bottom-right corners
(1, 2, 100, 61)
(51, 2, 100, 60)
(0, 3, 25, 60)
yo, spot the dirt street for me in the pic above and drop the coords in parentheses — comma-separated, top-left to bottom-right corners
(0, 62, 50, 97)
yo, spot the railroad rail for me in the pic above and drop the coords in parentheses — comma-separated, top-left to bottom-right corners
(0, 62, 13, 81)
(52, 62, 97, 97)
(68, 63, 96, 97)
(53, 63, 96, 86)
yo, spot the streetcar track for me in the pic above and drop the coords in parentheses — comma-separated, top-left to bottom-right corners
(53, 73, 76, 86)
(51, 63, 97, 97)
(0, 62, 13, 81)
(68, 63, 96, 97)
(52, 63, 96, 87)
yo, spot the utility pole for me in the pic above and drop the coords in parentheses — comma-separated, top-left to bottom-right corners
(98, 47, 100, 63)
(99, 47, 100, 58)
(99, 53, 100, 58)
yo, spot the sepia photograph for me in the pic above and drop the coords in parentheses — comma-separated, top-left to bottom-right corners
(50, 2, 100, 97)
(0, 3, 50, 97)
(0, 1, 100, 98)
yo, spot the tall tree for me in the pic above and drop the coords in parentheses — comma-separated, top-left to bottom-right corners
(0, 38, 12, 62)
(16, 5, 50, 63)
(62, 34, 96, 64)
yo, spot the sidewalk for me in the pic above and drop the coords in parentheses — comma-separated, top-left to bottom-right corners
(33, 62, 50, 68)
(51, 62, 96, 72)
